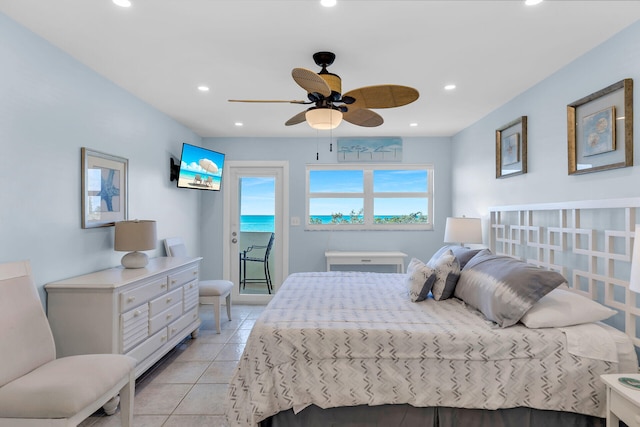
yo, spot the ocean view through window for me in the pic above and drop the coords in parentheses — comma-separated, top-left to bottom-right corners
(306, 164, 434, 231)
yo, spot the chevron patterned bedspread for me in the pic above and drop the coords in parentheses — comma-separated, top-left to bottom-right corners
(225, 272, 630, 426)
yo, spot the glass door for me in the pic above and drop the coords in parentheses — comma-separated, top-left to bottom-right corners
(223, 161, 288, 304)
(238, 176, 275, 295)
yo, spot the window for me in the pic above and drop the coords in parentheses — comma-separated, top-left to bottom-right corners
(306, 164, 434, 230)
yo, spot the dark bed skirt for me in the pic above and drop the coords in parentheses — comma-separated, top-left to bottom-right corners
(260, 404, 606, 427)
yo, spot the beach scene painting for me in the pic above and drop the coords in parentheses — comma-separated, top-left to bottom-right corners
(177, 144, 225, 191)
(337, 137, 402, 162)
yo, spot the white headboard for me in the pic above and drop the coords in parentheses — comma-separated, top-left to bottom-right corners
(489, 198, 640, 348)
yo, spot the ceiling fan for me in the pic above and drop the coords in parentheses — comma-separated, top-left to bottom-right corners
(229, 51, 419, 130)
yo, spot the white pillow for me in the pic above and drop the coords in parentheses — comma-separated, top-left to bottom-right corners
(405, 258, 436, 302)
(428, 249, 461, 301)
(520, 288, 617, 328)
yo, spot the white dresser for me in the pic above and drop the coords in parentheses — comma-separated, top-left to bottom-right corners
(45, 257, 202, 378)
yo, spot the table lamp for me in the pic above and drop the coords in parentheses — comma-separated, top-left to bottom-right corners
(114, 220, 157, 268)
(443, 216, 482, 247)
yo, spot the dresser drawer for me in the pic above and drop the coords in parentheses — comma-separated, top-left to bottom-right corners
(121, 304, 149, 352)
(169, 266, 199, 290)
(168, 307, 199, 340)
(183, 280, 199, 311)
(120, 277, 168, 313)
(126, 328, 168, 364)
(149, 303, 184, 335)
(149, 287, 182, 316)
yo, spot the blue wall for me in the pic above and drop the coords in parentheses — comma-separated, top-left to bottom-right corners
(0, 13, 203, 302)
(199, 137, 454, 280)
(451, 20, 640, 227)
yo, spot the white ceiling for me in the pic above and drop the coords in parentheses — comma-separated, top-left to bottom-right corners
(2, 1, 640, 138)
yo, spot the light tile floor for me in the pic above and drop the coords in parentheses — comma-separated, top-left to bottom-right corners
(80, 304, 265, 427)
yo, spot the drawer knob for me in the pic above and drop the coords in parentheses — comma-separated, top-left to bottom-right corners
(166, 297, 173, 303)
(127, 296, 136, 303)
(161, 335, 167, 342)
(134, 310, 141, 317)
(161, 283, 167, 288)
(171, 279, 177, 284)
(166, 314, 173, 320)
(171, 328, 177, 333)
(193, 271, 197, 275)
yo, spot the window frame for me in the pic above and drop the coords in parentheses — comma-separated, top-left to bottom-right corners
(305, 163, 434, 231)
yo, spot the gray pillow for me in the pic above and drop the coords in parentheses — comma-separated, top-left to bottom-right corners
(429, 245, 481, 270)
(454, 249, 566, 327)
(428, 249, 461, 301)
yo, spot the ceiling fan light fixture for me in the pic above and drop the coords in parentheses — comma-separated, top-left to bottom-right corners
(306, 108, 343, 130)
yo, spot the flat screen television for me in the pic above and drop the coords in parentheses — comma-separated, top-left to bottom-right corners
(170, 143, 225, 191)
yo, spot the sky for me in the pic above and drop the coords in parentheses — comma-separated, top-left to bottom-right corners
(240, 170, 428, 216)
(179, 143, 225, 177)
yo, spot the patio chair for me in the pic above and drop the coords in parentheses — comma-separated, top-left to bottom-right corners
(239, 232, 274, 294)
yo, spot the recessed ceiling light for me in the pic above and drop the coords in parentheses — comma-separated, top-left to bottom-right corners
(235, 122, 244, 127)
(112, 0, 132, 7)
(321, 0, 337, 7)
(525, 0, 543, 5)
(444, 84, 456, 91)
(409, 123, 418, 127)
(197, 86, 210, 92)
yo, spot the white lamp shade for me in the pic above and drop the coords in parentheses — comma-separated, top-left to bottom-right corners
(305, 108, 343, 130)
(114, 220, 157, 268)
(444, 217, 482, 245)
(630, 226, 640, 293)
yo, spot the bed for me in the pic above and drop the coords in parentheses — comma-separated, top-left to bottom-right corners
(225, 199, 640, 427)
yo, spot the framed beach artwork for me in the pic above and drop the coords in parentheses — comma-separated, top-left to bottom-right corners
(336, 137, 402, 162)
(567, 78, 633, 175)
(496, 116, 527, 178)
(81, 147, 128, 229)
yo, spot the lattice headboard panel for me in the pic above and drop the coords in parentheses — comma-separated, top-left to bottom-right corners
(489, 198, 640, 348)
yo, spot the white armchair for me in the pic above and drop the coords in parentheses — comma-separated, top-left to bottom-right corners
(0, 260, 136, 426)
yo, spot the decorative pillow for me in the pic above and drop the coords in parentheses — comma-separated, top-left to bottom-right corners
(428, 249, 461, 301)
(454, 250, 566, 327)
(520, 288, 617, 328)
(405, 258, 436, 302)
(428, 245, 482, 270)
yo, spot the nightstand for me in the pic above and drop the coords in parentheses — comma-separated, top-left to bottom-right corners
(601, 374, 640, 427)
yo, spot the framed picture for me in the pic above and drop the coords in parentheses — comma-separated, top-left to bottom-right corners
(336, 137, 402, 162)
(496, 116, 527, 178)
(567, 78, 633, 175)
(81, 148, 128, 228)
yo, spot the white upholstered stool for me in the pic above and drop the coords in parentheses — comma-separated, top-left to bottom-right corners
(164, 237, 233, 334)
(199, 279, 233, 334)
